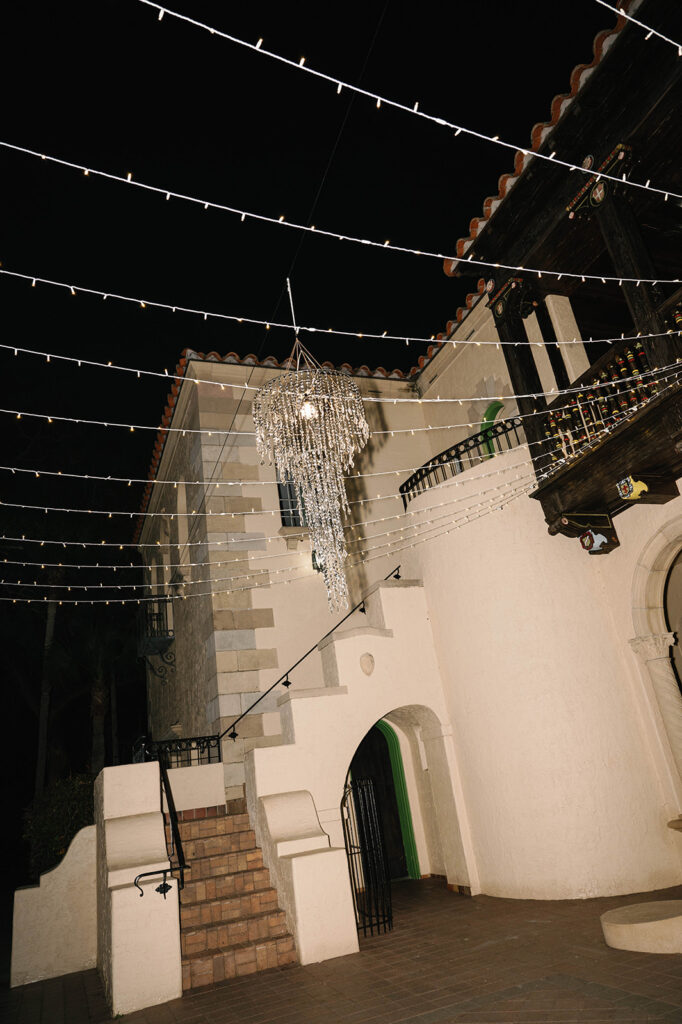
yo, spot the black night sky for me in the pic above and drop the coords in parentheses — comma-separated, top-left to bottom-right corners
(0, 0, 612, 905)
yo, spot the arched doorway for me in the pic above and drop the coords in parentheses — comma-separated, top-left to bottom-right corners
(347, 722, 420, 880)
(664, 548, 682, 695)
(630, 515, 682, 798)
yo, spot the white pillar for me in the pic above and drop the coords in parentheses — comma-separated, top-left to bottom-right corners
(95, 763, 182, 1016)
(629, 632, 682, 781)
(545, 294, 590, 381)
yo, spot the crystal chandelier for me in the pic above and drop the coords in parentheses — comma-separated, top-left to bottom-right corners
(253, 338, 370, 610)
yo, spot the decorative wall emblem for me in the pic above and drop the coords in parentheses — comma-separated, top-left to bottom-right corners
(579, 529, 619, 554)
(616, 475, 649, 501)
(590, 181, 606, 205)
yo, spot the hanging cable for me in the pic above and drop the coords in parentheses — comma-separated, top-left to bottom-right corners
(134, 0, 682, 204)
(1, 141, 679, 283)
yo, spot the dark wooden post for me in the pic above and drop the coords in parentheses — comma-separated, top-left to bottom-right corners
(595, 192, 677, 369)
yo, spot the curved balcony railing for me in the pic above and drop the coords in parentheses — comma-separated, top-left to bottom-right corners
(399, 417, 524, 508)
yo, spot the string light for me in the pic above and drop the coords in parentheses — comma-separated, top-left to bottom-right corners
(0, 454, 540, 558)
(2, 346, 676, 415)
(0, 455, 537, 524)
(591, 1, 682, 55)
(0, 470, 543, 605)
(2, 142, 680, 284)
(0, 473, 539, 596)
(133, 0, 682, 205)
(4, 360, 678, 523)
(3, 363, 676, 561)
(3, 269, 681, 358)
(2, 372, 667, 581)
(0, 473, 536, 594)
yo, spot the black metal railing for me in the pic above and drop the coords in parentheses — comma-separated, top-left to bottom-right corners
(400, 417, 523, 507)
(133, 755, 188, 897)
(138, 595, 174, 657)
(539, 338, 663, 470)
(145, 734, 221, 769)
(159, 758, 187, 891)
(219, 565, 402, 743)
(341, 778, 392, 936)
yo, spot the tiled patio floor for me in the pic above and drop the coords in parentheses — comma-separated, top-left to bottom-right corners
(4, 878, 682, 1023)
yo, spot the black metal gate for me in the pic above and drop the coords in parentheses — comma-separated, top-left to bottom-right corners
(341, 778, 393, 936)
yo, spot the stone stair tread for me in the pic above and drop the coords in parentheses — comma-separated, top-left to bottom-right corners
(177, 800, 297, 991)
(181, 907, 286, 935)
(183, 855, 265, 882)
(183, 845, 261, 865)
(180, 832, 258, 857)
(174, 815, 252, 839)
(182, 934, 291, 961)
(180, 882, 277, 906)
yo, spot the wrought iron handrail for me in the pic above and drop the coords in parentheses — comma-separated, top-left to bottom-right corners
(219, 565, 402, 742)
(144, 734, 221, 768)
(133, 756, 187, 897)
(160, 758, 186, 889)
(399, 417, 523, 507)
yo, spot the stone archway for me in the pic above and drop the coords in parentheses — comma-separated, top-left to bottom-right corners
(630, 515, 682, 791)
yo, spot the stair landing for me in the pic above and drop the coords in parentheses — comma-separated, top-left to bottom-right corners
(168, 798, 297, 991)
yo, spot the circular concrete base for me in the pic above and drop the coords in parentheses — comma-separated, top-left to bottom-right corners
(601, 900, 682, 954)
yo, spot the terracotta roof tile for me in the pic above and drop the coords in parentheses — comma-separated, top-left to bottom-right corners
(444, 5, 631, 279)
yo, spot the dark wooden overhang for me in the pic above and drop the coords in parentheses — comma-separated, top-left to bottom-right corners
(447, 0, 682, 550)
(451, 0, 682, 300)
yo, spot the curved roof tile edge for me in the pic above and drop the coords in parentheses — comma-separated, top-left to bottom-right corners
(443, 4, 631, 280)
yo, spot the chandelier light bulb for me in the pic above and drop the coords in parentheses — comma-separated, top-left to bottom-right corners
(299, 397, 318, 420)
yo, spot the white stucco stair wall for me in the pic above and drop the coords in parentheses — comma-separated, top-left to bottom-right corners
(244, 579, 478, 963)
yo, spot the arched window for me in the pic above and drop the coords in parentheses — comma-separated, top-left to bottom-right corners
(481, 400, 504, 458)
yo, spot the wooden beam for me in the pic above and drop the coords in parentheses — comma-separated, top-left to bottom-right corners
(595, 192, 679, 368)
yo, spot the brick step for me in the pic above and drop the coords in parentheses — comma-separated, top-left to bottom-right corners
(184, 850, 266, 884)
(225, 797, 247, 815)
(173, 811, 251, 844)
(181, 909, 289, 957)
(180, 884, 280, 928)
(182, 934, 297, 991)
(180, 828, 257, 860)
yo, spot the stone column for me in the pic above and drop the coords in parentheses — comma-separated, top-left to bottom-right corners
(544, 294, 589, 381)
(629, 632, 682, 780)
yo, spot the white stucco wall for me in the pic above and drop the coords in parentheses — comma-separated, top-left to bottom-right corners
(11, 826, 97, 987)
(400, 450, 682, 899)
(246, 580, 477, 892)
(95, 762, 182, 1016)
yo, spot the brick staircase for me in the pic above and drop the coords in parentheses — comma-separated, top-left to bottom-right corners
(169, 798, 297, 991)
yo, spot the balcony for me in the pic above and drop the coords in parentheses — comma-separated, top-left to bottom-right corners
(400, 417, 524, 508)
(137, 595, 175, 658)
(531, 337, 682, 536)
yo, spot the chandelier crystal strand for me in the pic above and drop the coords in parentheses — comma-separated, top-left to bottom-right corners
(253, 343, 369, 610)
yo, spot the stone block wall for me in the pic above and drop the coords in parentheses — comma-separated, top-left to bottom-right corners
(140, 359, 431, 801)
